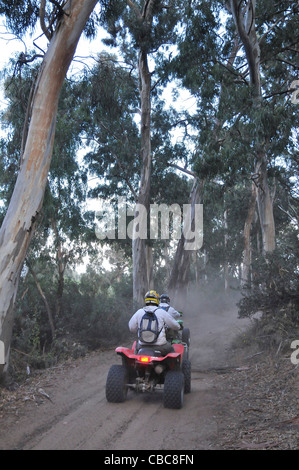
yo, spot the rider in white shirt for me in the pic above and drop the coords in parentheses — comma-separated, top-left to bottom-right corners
(159, 293, 181, 319)
(128, 290, 180, 355)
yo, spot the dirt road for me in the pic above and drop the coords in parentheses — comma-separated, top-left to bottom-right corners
(1, 295, 297, 451)
(0, 294, 250, 451)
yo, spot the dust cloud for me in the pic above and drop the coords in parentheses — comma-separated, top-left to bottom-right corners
(172, 283, 250, 370)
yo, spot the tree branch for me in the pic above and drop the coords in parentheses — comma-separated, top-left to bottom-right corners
(169, 163, 197, 178)
(230, 0, 261, 94)
(127, 0, 142, 21)
(40, 0, 52, 40)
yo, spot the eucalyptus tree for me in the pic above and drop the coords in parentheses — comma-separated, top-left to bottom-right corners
(80, 51, 141, 203)
(79, 49, 192, 299)
(0, 0, 99, 377)
(225, 0, 298, 281)
(100, 0, 183, 305)
(169, 0, 299, 286)
(1, 63, 93, 339)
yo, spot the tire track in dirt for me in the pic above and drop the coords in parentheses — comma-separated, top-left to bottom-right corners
(1, 292, 250, 450)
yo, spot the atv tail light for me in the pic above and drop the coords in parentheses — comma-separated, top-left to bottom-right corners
(140, 356, 150, 362)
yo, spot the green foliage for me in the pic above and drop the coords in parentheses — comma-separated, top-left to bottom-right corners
(0, 0, 39, 35)
(101, 0, 180, 55)
(12, 263, 133, 373)
(57, 270, 132, 348)
(0, 0, 103, 38)
(79, 52, 140, 202)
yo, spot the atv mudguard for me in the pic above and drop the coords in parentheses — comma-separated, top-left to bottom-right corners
(115, 341, 185, 364)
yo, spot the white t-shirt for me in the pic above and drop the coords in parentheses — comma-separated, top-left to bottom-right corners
(128, 304, 180, 345)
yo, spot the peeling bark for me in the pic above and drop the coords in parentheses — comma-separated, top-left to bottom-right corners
(255, 157, 276, 253)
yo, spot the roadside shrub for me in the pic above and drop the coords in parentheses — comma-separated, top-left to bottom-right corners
(238, 250, 299, 350)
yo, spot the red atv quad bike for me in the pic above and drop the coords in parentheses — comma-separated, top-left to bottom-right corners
(106, 341, 191, 409)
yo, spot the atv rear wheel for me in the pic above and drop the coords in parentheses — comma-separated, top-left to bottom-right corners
(182, 328, 191, 347)
(163, 371, 184, 409)
(106, 365, 128, 403)
(182, 359, 191, 393)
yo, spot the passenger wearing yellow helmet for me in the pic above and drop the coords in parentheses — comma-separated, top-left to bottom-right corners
(128, 290, 181, 356)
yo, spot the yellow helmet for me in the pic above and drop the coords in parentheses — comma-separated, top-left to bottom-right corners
(144, 290, 160, 306)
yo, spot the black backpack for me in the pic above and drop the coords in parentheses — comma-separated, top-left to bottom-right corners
(138, 308, 161, 344)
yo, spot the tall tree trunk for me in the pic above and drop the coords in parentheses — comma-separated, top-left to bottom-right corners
(230, 0, 276, 254)
(27, 262, 55, 340)
(224, 208, 229, 291)
(132, 47, 152, 306)
(168, 178, 204, 308)
(146, 244, 154, 289)
(241, 181, 257, 287)
(129, 1, 156, 306)
(51, 218, 67, 318)
(167, 35, 240, 300)
(0, 0, 98, 376)
(255, 156, 276, 253)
